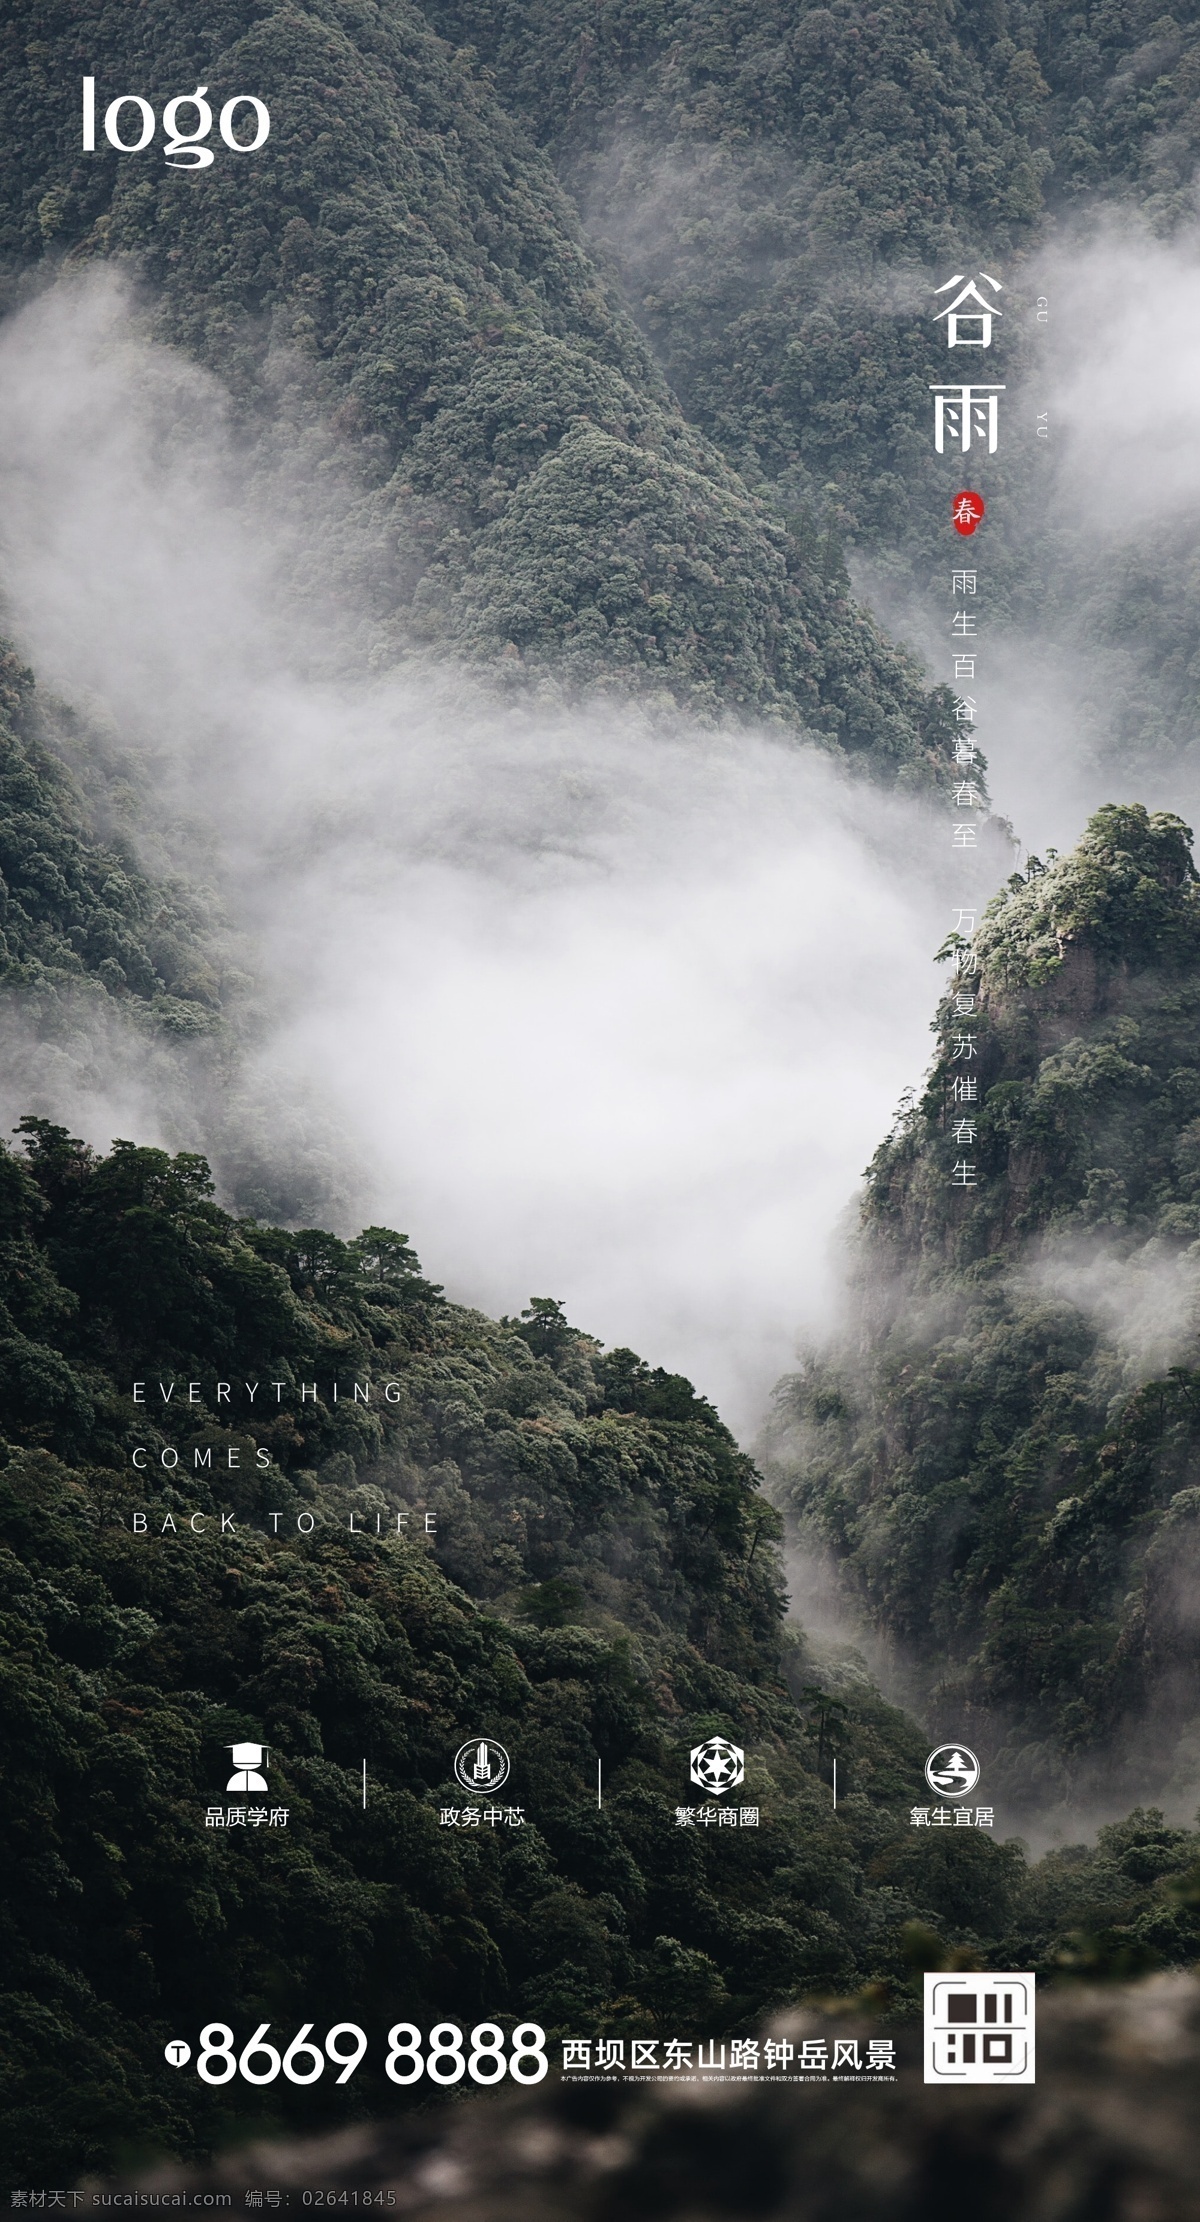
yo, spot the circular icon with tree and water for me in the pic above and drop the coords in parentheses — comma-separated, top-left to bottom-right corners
(924, 1745, 980, 1798)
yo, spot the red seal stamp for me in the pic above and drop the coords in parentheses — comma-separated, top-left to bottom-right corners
(952, 491, 985, 535)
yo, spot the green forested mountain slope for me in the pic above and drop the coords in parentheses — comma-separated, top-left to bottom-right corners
(413, 0, 1200, 774)
(766, 806, 1200, 1816)
(419, 0, 1049, 536)
(0, 0, 953, 772)
(10, 1114, 1200, 2173)
(0, 643, 224, 1027)
(416, 0, 1200, 535)
(5, 4, 1198, 785)
(0, 1117, 924, 2170)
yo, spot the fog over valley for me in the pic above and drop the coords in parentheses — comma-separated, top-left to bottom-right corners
(0, 272, 960, 1433)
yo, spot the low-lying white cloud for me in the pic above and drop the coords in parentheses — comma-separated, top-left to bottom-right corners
(1019, 1237, 1200, 1384)
(0, 273, 960, 1434)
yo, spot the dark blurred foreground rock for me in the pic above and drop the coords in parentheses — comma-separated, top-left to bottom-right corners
(120, 1980, 1200, 2220)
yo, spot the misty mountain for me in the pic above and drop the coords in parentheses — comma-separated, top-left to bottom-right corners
(0, 0, 956, 775)
(411, 0, 1200, 800)
(410, 0, 1200, 550)
(419, 0, 1051, 527)
(12, 0, 1200, 2183)
(765, 805, 1200, 1824)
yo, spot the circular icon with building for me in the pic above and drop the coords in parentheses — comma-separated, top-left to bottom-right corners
(454, 1737, 511, 1793)
(924, 1745, 980, 1798)
(690, 1735, 745, 1797)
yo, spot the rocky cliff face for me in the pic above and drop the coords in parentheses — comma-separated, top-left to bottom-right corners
(868, 806, 1200, 1265)
(765, 808, 1200, 1818)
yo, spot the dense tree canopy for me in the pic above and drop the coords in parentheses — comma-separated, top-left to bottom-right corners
(414, 0, 1200, 503)
(7, 1111, 1200, 2172)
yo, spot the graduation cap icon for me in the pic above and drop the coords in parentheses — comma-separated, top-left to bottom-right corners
(226, 1741, 270, 1793)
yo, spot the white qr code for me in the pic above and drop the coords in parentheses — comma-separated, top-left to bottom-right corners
(924, 1972, 1036, 2083)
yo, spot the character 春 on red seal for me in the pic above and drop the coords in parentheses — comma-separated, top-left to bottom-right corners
(952, 491, 985, 536)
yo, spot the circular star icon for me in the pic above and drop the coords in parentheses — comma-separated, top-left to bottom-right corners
(690, 1735, 745, 1796)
